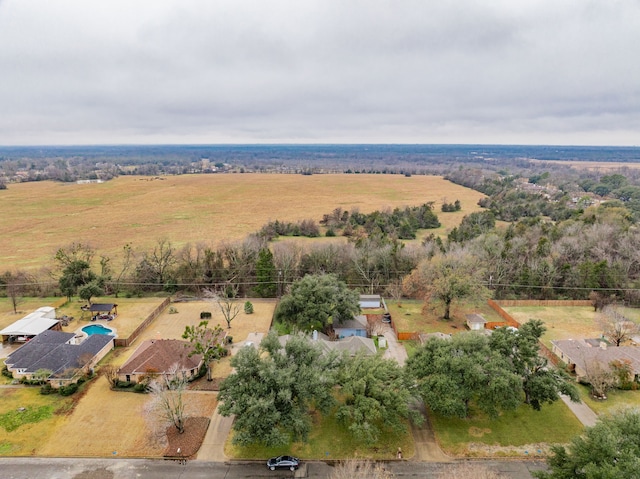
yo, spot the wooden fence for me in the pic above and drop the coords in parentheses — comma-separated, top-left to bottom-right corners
(486, 299, 521, 329)
(494, 299, 591, 307)
(114, 297, 171, 347)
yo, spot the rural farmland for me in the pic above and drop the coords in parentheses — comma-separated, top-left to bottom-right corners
(0, 174, 485, 270)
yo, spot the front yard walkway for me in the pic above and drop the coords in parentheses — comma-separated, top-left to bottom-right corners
(560, 394, 597, 427)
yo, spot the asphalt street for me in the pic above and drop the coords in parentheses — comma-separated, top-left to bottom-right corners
(0, 458, 547, 479)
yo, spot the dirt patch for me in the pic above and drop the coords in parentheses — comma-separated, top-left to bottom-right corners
(188, 376, 222, 391)
(164, 416, 210, 459)
(465, 442, 552, 458)
(468, 427, 491, 437)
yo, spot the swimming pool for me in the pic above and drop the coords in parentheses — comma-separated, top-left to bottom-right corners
(82, 324, 115, 336)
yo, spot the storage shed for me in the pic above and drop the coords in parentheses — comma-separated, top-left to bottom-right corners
(359, 295, 381, 309)
(466, 314, 487, 331)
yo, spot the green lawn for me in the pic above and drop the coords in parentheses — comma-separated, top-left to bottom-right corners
(226, 408, 414, 460)
(431, 401, 584, 457)
(577, 384, 640, 416)
(0, 387, 75, 456)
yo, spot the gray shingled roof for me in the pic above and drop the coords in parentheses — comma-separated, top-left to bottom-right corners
(552, 339, 640, 375)
(5, 329, 113, 378)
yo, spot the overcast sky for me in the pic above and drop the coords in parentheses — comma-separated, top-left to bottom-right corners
(0, 1, 638, 146)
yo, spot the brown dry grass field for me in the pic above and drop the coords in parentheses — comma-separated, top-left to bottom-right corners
(503, 306, 602, 348)
(0, 298, 274, 456)
(0, 174, 485, 270)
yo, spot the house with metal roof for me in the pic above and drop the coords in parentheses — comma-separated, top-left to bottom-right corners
(0, 307, 61, 342)
(4, 329, 114, 387)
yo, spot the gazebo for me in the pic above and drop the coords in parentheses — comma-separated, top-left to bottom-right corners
(86, 303, 118, 320)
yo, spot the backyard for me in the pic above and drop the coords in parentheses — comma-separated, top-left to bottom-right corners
(0, 297, 275, 457)
(388, 299, 503, 335)
(503, 305, 604, 349)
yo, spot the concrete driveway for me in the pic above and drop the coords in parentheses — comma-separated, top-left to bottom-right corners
(381, 324, 408, 365)
(196, 332, 265, 461)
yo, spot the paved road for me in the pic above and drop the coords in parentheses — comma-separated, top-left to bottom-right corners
(0, 458, 547, 479)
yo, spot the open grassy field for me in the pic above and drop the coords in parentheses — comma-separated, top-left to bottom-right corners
(0, 174, 485, 270)
(502, 306, 602, 349)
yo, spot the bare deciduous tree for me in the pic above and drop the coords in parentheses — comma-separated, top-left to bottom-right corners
(385, 279, 404, 303)
(112, 243, 134, 298)
(148, 366, 188, 434)
(589, 291, 615, 312)
(5, 270, 30, 314)
(102, 364, 120, 388)
(597, 304, 639, 346)
(203, 288, 241, 329)
(582, 357, 616, 399)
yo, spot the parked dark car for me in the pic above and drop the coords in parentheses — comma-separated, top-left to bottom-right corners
(267, 455, 300, 471)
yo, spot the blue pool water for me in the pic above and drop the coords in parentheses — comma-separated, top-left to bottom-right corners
(82, 324, 114, 336)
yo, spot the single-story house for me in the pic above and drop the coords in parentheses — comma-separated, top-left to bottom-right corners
(359, 294, 382, 309)
(321, 335, 377, 356)
(466, 314, 487, 331)
(4, 329, 114, 387)
(0, 307, 61, 343)
(334, 315, 369, 338)
(117, 339, 204, 384)
(552, 339, 640, 381)
(279, 332, 377, 356)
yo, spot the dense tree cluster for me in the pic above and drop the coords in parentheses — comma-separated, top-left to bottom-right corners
(319, 203, 441, 240)
(274, 274, 360, 332)
(406, 322, 578, 419)
(535, 408, 640, 479)
(218, 332, 422, 447)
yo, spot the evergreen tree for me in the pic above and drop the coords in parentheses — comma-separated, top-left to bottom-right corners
(254, 248, 276, 297)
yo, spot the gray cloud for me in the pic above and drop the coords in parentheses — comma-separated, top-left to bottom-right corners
(0, 0, 638, 145)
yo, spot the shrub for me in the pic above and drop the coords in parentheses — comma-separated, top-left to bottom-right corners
(168, 306, 178, 314)
(200, 311, 212, 319)
(133, 383, 148, 393)
(2, 367, 13, 379)
(59, 383, 78, 396)
(40, 384, 55, 395)
(244, 301, 254, 314)
(116, 380, 134, 389)
(225, 336, 233, 344)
